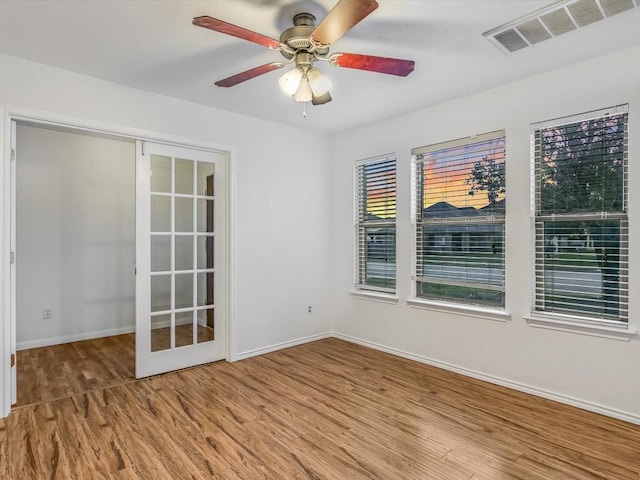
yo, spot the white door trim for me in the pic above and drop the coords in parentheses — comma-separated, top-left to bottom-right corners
(0, 105, 237, 418)
(1, 107, 10, 418)
(9, 120, 16, 405)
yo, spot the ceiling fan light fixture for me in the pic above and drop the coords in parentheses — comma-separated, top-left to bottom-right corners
(308, 68, 331, 96)
(195, 0, 415, 109)
(293, 76, 313, 102)
(312, 91, 332, 105)
(278, 68, 303, 95)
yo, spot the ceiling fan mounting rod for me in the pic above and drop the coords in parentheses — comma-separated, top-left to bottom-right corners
(292, 12, 316, 27)
(295, 52, 314, 71)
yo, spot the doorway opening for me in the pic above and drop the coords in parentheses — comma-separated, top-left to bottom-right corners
(10, 120, 229, 410)
(14, 122, 136, 407)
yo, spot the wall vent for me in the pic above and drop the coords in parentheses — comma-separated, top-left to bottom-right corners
(484, 0, 639, 54)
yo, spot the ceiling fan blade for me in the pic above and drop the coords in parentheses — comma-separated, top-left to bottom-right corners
(215, 62, 284, 87)
(311, 0, 379, 45)
(193, 16, 282, 49)
(312, 92, 332, 105)
(331, 53, 415, 76)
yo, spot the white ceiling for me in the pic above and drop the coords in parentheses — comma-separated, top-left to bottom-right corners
(0, 0, 639, 134)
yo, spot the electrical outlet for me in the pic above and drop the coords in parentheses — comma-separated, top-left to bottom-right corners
(42, 308, 53, 319)
(307, 306, 312, 314)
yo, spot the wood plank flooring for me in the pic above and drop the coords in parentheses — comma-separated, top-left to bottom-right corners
(17, 325, 215, 407)
(5, 337, 640, 479)
(16, 334, 135, 407)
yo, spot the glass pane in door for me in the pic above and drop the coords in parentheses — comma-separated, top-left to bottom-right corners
(151, 196, 171, 232)
(151, 314, 171, 352)
(197, 199, 214, 232)
(175, 311, 194, 348)
(197, 273, 213, 307)
(174, 236, 193, 271)
(150, 235, 171, 272)
(175, 159, 194, 195)
(175, 273, 193, 310)
(197, 308, 215, 344)
(197, 236, 214, 269)
(197, 162, 215, 196)
(151, 275, 171, 312)
(175, 197, 193, 232)
(151, 155, 171, 193)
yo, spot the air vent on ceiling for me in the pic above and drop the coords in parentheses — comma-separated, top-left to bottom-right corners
(484, 0, 638, 54)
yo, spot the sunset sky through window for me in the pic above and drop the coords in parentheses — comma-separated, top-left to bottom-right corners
(421, 137, 506, 211)
(364, 137, 505, 218)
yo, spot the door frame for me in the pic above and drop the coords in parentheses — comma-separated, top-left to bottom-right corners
(0, 106, 237, 418)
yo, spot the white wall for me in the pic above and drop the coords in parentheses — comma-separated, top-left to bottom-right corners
(329, 44, 640, 422)
(16, 124, 135, 348)
(0, 52, 332, 366)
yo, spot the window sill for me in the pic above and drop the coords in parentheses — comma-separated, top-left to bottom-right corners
(406, 298, 510, 322)
(524, 314, 636, 341)
(350, 290, 398, 304)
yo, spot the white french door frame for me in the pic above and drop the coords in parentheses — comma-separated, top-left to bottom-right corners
(0, 106, 237, 418)
(135, 140, 228, 378)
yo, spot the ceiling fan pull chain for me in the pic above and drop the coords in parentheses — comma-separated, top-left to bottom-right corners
(303, 102, 308, 118)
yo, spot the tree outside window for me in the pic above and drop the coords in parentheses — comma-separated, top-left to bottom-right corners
(533, 109, 628, 323)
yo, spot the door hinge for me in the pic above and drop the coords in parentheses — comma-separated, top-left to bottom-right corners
(10, 354, 15, 367)
(10, 149, 15, 162)
(10, 251, 15, 265)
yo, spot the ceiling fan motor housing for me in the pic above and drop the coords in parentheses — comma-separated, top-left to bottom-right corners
(279, 13, 330, 60)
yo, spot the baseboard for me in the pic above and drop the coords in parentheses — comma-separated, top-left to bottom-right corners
(17, 326, 135, 351)
(233, 332, 331, 361)
(332, 332, 640, 426)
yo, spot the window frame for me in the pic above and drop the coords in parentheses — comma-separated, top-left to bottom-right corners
(530, 104, 630, 329)
(411, 130, 507, 309)
(353, 154, 397, 295)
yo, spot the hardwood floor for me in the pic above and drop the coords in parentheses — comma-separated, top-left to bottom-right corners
(17, 325, 215, 406)
(5, 337, 640, 479)
(16, 334, 135, 407)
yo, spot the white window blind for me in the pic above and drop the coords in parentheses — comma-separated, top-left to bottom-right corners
(355, 155, 396, 292)
(532, 106, 628, 324)
(412, 131, 506, 307)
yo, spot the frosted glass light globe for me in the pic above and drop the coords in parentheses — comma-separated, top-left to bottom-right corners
(294, 77, 313, 102)
(308, 68, 331, 96)
(279, 68, 303, 95)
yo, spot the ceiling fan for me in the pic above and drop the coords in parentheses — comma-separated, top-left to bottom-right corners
(193, 0, 415, 106)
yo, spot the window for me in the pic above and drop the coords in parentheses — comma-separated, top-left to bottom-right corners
(532, 106, 628, 325)
(412, 131, 506, 307)
(355, 155, 396, 293)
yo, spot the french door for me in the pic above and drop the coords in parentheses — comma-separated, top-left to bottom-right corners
(135, 141, 227, 378)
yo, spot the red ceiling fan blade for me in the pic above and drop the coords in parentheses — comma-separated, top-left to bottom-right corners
(215, 62, 284, 87)
(331, 53, 415, 77)
(311, 0, 379, 45)
(193, 16, 282, 49)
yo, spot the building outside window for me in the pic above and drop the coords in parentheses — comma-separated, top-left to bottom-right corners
(412, 131, 506, 307)
(355, 155, 396, 293)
